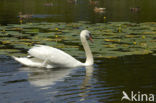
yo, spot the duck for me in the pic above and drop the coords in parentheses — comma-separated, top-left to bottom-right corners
(44, 3, 53, 7)
(18, 12, 32, 19)
(130, 7, 140, 12)
(67, 0, 77, 4)
(94, 7, 106, 13)
(89, 0, 99, 6)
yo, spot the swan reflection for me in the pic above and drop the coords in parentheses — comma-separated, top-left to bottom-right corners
(79, 66, 94, 101)
(19, 66, 94, 101)
(19, 67, 74, 88)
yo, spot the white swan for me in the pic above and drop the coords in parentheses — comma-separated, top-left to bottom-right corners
(12, 30, 94, 68)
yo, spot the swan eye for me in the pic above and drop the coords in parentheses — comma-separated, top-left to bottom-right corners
(86, 33, 90, 39)
(87, 33, 93, 43)
(89, 33, 92, 38)
(87, 33, 92, 39)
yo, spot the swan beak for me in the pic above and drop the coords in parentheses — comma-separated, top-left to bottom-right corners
(89, 36, 93, 43)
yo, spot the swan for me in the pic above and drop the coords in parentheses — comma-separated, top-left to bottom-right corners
(12, 30, 94, 68)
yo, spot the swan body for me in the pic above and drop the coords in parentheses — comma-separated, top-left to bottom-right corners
(13, 30, 94, 68)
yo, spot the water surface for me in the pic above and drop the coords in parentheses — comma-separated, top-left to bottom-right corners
(0, 54, 155, 103)
(1, 0, 156, 24)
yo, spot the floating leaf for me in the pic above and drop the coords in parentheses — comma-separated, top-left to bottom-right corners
(0, 22, 156, 58)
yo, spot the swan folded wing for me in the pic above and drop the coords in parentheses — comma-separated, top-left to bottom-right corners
(28, 45, 52, 60)
(12, 56, 43, 67)
(28, 45, 83, 67)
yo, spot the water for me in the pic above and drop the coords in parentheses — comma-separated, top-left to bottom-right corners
(1, 0, 156, 24)
(0, 0, 156, 103)
(0, 54, 155, 103)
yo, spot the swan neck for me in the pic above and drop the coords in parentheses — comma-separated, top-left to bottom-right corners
(80, 34, 94, 66)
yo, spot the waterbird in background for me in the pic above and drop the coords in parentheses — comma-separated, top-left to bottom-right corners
(89, 0, 99, 6)
(13, 30, 94, 68)
(18, 12, 33, 24)
(44, 3, 53, 7)
(18, 12, 33, 19)
(94, 7, 106, 13)
(130, 7, 140, 13)
(67, 0, 78, 4)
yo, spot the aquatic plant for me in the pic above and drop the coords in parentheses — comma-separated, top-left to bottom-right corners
(0, 22, 156, 58)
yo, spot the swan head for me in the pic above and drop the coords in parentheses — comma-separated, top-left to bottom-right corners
(81, 30, 93, 42)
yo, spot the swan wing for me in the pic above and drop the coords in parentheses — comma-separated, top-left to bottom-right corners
(28, 45, 83, 67)
(12, 56, 54, 68)
(12, 56, 43, 67)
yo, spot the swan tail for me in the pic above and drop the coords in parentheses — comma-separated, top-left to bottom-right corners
(12, 56, 54, 68)
(12, 56, 43, 67)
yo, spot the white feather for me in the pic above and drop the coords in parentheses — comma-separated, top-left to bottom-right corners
(28, 45, 83, 67)
(12, 30, 93, 68)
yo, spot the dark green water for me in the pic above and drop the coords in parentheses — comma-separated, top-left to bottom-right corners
(1, 0, 156, 24)
(0, 0, 156, 103)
